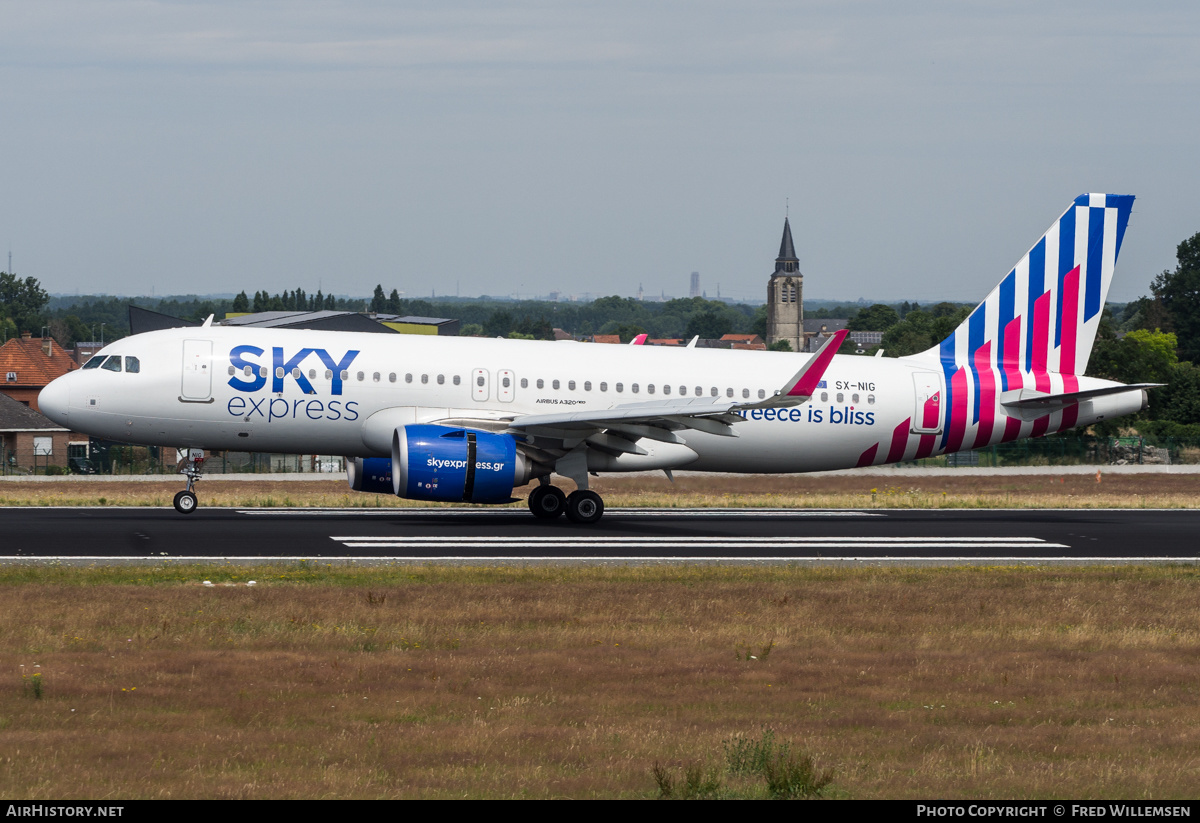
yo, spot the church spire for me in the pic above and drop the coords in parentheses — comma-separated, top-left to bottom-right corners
(775, 218, 798, 273)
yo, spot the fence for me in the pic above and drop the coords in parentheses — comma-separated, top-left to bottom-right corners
(914, 434, 1200, 468)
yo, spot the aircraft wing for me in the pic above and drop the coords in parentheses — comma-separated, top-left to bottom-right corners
(506, 329, 847, 441)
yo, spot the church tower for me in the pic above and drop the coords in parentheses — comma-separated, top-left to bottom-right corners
(766, 217, 803, 352)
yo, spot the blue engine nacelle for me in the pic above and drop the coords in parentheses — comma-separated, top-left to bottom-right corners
(347, 456, 394, 494)
(391, 425, 532, 504)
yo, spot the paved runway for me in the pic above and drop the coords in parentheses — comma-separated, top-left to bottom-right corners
(1, 506, 1197, 565)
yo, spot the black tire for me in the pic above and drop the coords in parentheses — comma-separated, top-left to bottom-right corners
(528, 485, 567, 519)
(173, 490, 198, 514)
(566, 490, 604, 525)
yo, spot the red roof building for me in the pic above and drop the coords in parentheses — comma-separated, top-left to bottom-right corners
(0, 333, 80, 412)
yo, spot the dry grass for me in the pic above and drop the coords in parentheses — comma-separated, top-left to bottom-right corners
(2, 564, 1200, 798)
(3, 471, 1200, 509)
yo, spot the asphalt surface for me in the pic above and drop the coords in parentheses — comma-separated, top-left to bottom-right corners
(1, 506, 1197, 565)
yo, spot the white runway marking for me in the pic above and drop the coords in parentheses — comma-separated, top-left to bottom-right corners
(330, 536, 1070, 550)
(7, 556, 1193, 565)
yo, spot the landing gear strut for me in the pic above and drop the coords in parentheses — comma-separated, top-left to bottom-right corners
(173, 449, 205, 514)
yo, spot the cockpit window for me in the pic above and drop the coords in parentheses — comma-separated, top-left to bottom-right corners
(83, 356, 105, 370)
(101, 356, 122, 373)
(125, 356, 140, 374)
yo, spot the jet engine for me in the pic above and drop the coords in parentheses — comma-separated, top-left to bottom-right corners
(391, 425, 532, 504)
(347, 457, 395, 494)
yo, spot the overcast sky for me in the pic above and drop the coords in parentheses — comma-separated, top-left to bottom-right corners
(1, 1, 1197, 303)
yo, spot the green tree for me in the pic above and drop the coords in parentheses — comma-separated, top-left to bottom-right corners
(1091, 329, 1178, 385)
(1152, 231, 1200, 361)
(848, 304, 899, 332)
(232, 291, 250, 313)
(0, 272, 49, 334)
(685, 310, 732, 340)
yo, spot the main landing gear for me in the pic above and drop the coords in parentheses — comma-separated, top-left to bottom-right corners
(527, 484, 605, 525)
(173, 449, 205, 514)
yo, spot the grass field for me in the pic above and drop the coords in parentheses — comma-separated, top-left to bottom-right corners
(3, 564, 1200, 799)
(2, 471, 1199, 509)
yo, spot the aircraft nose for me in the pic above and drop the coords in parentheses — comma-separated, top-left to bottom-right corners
(39, 378, 70, 424)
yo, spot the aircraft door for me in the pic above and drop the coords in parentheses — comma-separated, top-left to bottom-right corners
(911, 372, 943, 434)
(181, 339, 213, 402)
(498, 369, 515, 402)
(472, 368, 490, 402)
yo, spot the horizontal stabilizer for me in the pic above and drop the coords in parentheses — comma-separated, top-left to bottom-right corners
(1000, 383, 1160, 420)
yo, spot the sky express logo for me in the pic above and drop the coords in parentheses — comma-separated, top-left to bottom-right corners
(227, 346, 360, 395)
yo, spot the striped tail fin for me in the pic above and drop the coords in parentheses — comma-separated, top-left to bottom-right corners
(917, 193, 1135, 451)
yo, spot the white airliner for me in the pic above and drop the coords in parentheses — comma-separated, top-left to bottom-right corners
(38, 194, 1155, 523)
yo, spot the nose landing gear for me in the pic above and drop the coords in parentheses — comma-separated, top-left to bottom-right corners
(173, 449, 205, 514)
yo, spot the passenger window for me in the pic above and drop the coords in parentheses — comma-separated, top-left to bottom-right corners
(600, 382, 608, 392)
(836, 392, 844, 403)
(552, 379, 560, 390)
(227, 366, 235, 376)
(710, 387, 718, 397)
(632, 383, 640, 394)
(389, 373, 396, 383)
(568, 380, 575, 390)
(758, 389, 766, 399)
(373, 372, 381, 383)
(437, 374, 445, 385)
(326, 370, 333, 380)
(868, 394, 875, 405)
(615, 383, 623, 393)
(294, 368, 302, 379)
(584, 381, 592, 391)
(520, 378, 528, 388)
(453, 375, 461, 386)
(502, 376, 510, 387)
(820, 392, 828, 402)
(537, 379, 544, 389)
(742, 388, 750, 399)
(405, 373, 413, 383)
(647, 384, 655, 394)
(852, 393, 859, 404)
(696, 387, 702, 397)
(474, 375, 482, 387)
(339, 370, 347, 380)
(310, 369, 318, 380)
(663, 385, 671, 395)
(276, 366, 285, 379)
(726, 388, 733, 398)
(102, 356, 122, 372)
(423, 375, 430, 385)
(679, 386, 687, 396)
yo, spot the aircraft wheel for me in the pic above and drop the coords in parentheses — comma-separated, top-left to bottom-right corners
(173, 490, 198, 514)
(528, 485, 567, 519)
(566, 490, 604, 525)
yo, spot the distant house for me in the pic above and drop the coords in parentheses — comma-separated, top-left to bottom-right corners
(721, 334, 766, 351)
(0, 392, 70, 472)
(0, 333, 80, 412)
(591, 335, 622, 344)
(802, 319, 849, 352)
